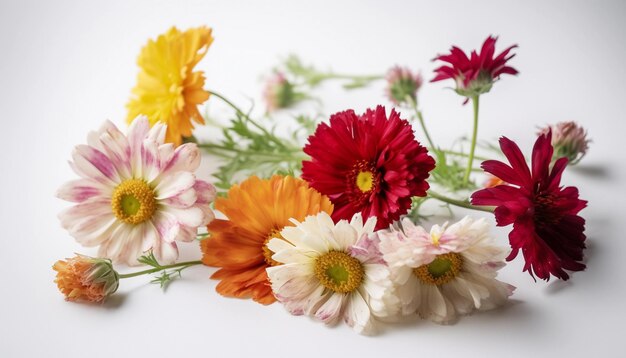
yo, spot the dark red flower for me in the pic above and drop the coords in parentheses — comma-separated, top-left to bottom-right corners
(432, 36, 518, 98)
(301, 106, 435, 230)
(471, 132, 587, 281)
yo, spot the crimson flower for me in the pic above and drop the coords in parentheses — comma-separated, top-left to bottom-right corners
(301, 106, 435, 230)
(471, 132, 587, 281)
(432, 36, 518, 99)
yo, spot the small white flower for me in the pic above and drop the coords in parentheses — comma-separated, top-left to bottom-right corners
(378, 216, 514, 324)
(266, 212, 397, 335)
(57, 117, 216, 265)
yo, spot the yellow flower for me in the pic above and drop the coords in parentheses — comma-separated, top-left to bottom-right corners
(127, 26, 213, 146)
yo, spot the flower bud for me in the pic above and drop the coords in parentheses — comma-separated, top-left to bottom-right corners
(53, 254, 119, 303)
(538, 122, 590, 165)
(385, 66, 423, 106)
(263, 71, 299, 112)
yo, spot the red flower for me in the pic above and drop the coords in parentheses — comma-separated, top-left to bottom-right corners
(471, 132, 587, 281)
(301, 106, 435, 230)
(432, 36, 518, 98)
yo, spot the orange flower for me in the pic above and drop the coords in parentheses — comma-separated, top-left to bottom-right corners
(201, 175, 333, 304)
(53, 255, 119, 303)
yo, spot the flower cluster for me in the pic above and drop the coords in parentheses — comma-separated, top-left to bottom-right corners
(52, 27, 591, 336)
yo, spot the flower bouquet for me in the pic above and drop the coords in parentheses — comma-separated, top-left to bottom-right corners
(53, 26, 590, 335)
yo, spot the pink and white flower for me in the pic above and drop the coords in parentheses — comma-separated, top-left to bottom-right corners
(266, 212, 398, 335)
(57, 116, 216, 265)
(378, 216, 514, 324)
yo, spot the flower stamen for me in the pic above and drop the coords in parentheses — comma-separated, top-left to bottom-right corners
(262, 229, 284, 267)
(356, 171, 374, 192)
(111, 179, 157, 224)
(414, 252, 463, 286)
(534, 193, 562, 228)
(314, 251, 364, 293)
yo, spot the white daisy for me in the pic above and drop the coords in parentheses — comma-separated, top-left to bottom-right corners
(266, 212, 397, 335)
(57, 117, 216, 265)
(378, 216, 514, 324)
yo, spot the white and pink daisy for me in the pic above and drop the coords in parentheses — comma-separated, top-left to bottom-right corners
(266, 212, 398, 335)
(378, 216, 514, 324)
(57, 117, 216, 265)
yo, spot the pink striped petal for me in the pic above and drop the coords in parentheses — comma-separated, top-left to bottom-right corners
(153, 211, 181, 243)
(57, 179, 109, 202)
(164, 206, 204, 227)
(162, 187, 197, 208)
(58, 200, 111, 230)
(162, 143, 201, 175)
(71, 145, 120, 184)
(155, 171, 195, 199)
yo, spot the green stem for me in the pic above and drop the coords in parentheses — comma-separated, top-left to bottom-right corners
(441, 149, 490, 162)
(408, 97, 437, 152)
(463, 95, 480, 185)
(323, 74, 384, 81)
(427, 190, 494, 213)
(207, 90, 288, 150)
(198, 143, 307, 162)
(118, 260, 203, 279)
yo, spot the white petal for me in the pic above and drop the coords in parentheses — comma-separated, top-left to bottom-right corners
(151, 237, 179, 264)
(331, 220, 358, 250)
(140, 221, 159, 252)
(128, 116, 151, 177)
(314, 292, 345, 325)
(155, 172, 195, 199)
(345, 291, 375, 335)
(140, 138, 162, 183)
(162, 206, 204, 228)
(364, 264, 390, 283)
(68, 213, 117, 246)
(98, 224, 132, 263)
(162, 187, 198, 208)
(147, 122, 167, 143)
(397, 274, 420, 315)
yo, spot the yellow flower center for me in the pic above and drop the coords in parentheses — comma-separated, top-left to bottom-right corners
(413, 253, 463, 286)
(111, 179, 157, 225)
(314, 251, 364, 293)
(356, 171, 374, 192)
(262, 229, 283, 267)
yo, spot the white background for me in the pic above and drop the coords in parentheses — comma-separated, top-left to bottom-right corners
(1, 0, 625, 357)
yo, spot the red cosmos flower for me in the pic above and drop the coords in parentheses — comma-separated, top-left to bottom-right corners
(471, 132, 587, 281)
(432, 36, 518, 99)
(301, 106, 435, 230)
